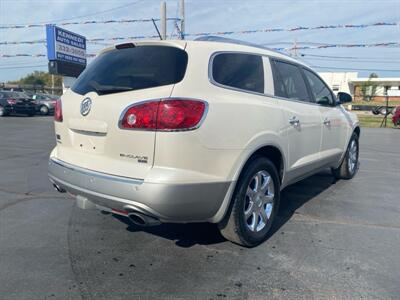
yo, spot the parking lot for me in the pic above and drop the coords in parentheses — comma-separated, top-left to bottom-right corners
(0, 116, 399, 300)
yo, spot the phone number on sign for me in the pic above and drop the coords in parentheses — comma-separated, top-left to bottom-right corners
(56, 44, 85, 58)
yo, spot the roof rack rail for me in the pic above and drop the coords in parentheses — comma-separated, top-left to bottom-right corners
(194, 36, 290, 57)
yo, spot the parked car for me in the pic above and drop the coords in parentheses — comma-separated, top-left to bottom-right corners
(31, 93, 58, 115)
(48, 37, 360, 246)
(0, 91, 36, 117)
(372, 105, 394, 116)
(392, 106, 400, 126)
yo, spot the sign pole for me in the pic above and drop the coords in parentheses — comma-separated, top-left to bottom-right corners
(51, 74, 54, 94)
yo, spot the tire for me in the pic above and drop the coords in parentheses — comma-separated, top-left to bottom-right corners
(0, 105, 5, 117)
(218, 156, 280, 247)
(39, 105, 49, 115)
(372, 106, 381, 115)
(332, 133, 359, 180)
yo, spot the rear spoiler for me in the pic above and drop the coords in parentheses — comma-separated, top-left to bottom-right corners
(97, 40, 187, 57)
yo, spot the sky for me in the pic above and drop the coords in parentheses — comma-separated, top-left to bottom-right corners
(0, 0, 399, 82)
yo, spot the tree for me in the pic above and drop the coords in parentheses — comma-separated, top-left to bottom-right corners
(8, 71, 62, 89)
(360, 73, 379, 101)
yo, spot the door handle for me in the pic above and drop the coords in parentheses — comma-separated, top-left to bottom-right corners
(289, 116, 300, 127)
(323, 118, 331, 126)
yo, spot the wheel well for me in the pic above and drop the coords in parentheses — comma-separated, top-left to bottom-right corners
(354, 126, 360, 138)
(248, 146, 283, 183)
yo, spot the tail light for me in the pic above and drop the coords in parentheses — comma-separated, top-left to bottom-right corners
(54, 99, 63, 122)
(7, 99, 17, 105)
(120, 99, 207, 131)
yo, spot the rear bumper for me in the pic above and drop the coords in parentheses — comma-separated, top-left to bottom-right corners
(48, 158, 230, 223)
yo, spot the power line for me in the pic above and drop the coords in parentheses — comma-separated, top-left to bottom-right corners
(310, 65, 400, 72)
(300, 53, 398, 60)
(300, 56, 400, 63)
(0, 1, 143, 26)
(0, 17, 180, 30)
(1, 42, 399, 58)
(184, 22, 398, 37)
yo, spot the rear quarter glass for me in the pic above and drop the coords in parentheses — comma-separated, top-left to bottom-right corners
(72, 46, 188, 96)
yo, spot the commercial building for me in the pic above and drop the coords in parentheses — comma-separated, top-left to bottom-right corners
(319, 72, 400, 102)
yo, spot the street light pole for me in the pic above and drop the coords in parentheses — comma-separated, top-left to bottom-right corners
(180, 0, 185, 39)
(160, 1, 167, 40)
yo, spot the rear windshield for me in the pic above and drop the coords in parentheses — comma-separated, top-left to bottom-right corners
(72, 46, 188, 95)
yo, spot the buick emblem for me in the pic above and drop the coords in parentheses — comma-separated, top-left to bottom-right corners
(80, 97, 92, 116)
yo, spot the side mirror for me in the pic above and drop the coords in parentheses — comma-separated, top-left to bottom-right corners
(337, 92, 352, 104)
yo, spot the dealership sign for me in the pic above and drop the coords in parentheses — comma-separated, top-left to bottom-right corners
(46, 25, 86, 77)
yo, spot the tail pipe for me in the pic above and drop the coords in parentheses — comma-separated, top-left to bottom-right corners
(53, 183, 66, 193)
(127, 212, 161, 227)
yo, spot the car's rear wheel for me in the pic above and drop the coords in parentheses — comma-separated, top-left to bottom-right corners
(218, 156, 280, 247)
(332, 132, 359, 180)
(39, 105, 49, 115)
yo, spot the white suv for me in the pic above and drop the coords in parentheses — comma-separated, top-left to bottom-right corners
(49, 37, 360, 247)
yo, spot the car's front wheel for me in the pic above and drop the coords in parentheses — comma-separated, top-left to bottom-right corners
(332, 132, 359, 180)
(219, 156, 280, 247)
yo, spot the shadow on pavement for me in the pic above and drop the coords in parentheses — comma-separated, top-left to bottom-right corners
(114, 169, 336, 248)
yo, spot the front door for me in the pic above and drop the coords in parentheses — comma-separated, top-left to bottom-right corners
(302, 69, 348, 164)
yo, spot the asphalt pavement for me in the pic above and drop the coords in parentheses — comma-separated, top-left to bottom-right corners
(0, 116, 399, 300)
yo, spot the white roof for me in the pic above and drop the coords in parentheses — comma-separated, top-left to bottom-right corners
(101, 37, 310, 68)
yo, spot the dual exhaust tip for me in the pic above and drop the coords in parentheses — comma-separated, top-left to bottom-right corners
(127, 212, 161, 227)
(52, 182, 160, 227)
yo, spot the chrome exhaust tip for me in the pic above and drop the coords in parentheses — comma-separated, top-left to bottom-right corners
(53, 183, 66, 193)
(128, 212, 161, 227)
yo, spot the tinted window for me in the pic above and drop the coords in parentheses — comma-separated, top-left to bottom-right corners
(273, 61, 310, 101)
(212, 53, 264, 94)
(0, 91, 26, 98)
(72, 46, 188, 95)
(303, 69, 334, 106)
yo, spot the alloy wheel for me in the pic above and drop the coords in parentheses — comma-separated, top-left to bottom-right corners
(244, 170, 275, 232)
(348, 140, 358, 174)
(40, 106, 49, 115)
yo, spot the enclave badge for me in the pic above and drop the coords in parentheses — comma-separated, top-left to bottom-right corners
(80, 97, 92, 116)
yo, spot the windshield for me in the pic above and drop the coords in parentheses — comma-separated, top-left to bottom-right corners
(72, 45, 188, 96)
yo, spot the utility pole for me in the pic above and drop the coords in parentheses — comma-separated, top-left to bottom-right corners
(160, 1, 167, 40)
(180, 0, 185, 39)
(292, 39, 298, 57)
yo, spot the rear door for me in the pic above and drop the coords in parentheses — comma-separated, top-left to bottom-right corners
(271, 60, 323, 184)
(54, 44, 188, 179)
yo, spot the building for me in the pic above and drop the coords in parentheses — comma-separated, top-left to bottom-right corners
(319, 72, 400, 102)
